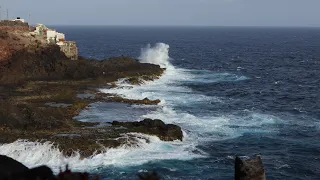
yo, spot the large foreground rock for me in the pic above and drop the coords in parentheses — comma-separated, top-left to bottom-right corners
(0, 155, 29, 179)
(235, 156, 266, 180)
(0, 155, 89, 180)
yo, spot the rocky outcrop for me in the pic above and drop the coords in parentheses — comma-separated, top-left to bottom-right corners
(0, 27, 173, 159)
(105, 96, 161, 105)
(124, 75, 163, 85)
(0, 154, 268, 180)
(235, 156, 266, 180)
(0, 155, 29, 179)
(0, 28, 164, 84)
(0, 45, 67, 83)
(0, 156, 89, 180)
(112, 119, 183, 141)
(0, 27, 47, 66)
(0, 154, 161, 179)
(0, 45, 163, 84)
(0, 119, 182, 158)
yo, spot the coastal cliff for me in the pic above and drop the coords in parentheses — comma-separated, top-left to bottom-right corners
(0, 25, 182, 157)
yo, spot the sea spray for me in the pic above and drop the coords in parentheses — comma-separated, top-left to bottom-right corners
(139, 43, 171, 68)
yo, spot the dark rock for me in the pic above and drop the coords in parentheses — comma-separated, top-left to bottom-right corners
(0, 44, 163, 84)
(7, 166, 54, 180)
(142, 98, 161, 105)
(136, 119, 166, 128)
(0, 157, 88, 180)
(138, 171, 160, 180)
(0, 155, 29, 179)
(126, 77, 143, 85)
(165, 124, 184, 141)
(112, 119, 183, 141)
(235, 156, 266, 180)
(57, 165, 89, 180)
(104, 96, 161, 105)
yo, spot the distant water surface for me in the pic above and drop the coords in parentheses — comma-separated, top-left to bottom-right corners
(51, 26, 320, 179)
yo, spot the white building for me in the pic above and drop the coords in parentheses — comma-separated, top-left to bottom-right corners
(46, 30, 57, 43)
(33, 23, 67, 45)
(56, 32, 65, 42)
(12, 17, 25, 23)
(46, 30, 66, 45)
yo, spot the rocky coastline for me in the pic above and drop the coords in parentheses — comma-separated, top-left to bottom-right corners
(0, 154, 266, 179)
(0, 26, 182, 158)
(0, 23, 269, 180)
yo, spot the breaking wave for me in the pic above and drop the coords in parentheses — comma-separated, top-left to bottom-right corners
(0, 133, 204, 172)
(139, 43, 171, 68)
(100, 43, 278, 144)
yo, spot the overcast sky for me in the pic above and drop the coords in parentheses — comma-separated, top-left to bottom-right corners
(1, 0, 319, 27)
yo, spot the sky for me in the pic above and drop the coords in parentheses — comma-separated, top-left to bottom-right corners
(1, 0, 320, 27)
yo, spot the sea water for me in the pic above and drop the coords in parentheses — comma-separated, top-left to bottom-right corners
(1, 26, 320, 179)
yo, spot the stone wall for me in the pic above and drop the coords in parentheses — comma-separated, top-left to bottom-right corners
(59, 41, 78, 60)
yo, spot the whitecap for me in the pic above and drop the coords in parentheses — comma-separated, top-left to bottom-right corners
(0, 133, 205, 172)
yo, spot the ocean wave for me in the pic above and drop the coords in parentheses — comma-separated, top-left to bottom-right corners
(100, 43, 279, 144)
(0, 133, 204, 172)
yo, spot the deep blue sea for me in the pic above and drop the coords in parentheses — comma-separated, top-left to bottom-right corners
(53, 26, 320, 179)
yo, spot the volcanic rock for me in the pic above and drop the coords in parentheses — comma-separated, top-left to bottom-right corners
(112, 119, 183, 141)
(235, 156, 266, 180)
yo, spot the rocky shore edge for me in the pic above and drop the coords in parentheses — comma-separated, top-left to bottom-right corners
(0, 27, 182, 158)
(0, 155, 266, 180)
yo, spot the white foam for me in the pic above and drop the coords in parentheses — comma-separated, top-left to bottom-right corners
(181, 70, 249, 84)
(140, 106, 281, 142)
(0, 133, 204, 172)
(100, 67, 223, 107)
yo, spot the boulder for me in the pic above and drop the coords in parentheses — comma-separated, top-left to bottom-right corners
(105, 96, 161, 105)
(134, 119, 166, 128)
(0, 155, 29, 179)
(8, 166, 54, 180)
(112, 119, 183, 141)
(235, 156, 266, 180)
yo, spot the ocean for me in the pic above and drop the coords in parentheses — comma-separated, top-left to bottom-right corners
(5, 26, 320, 179)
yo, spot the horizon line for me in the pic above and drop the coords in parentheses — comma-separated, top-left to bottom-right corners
(42, 24, 320, 28)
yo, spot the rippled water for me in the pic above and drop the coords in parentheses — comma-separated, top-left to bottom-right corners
(37, 27, 320, 179)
